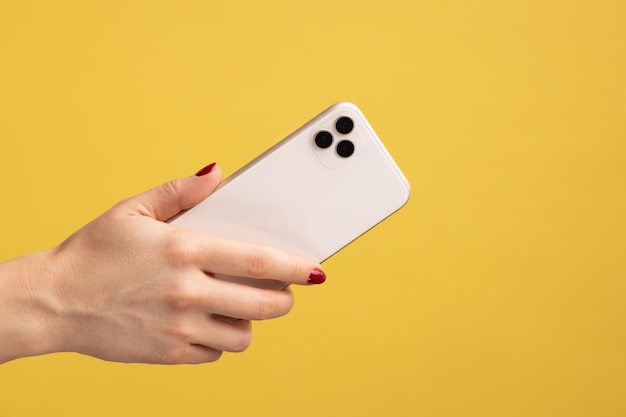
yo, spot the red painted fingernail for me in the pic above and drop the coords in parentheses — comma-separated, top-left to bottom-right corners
(308, 268, 326, 285)
(195, 163, 216, 176)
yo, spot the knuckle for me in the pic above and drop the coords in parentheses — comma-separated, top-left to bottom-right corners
(160, 179, 184, 200)
(157, 344, 186, 365)
(233, 333, 252, 353)
(163, 349, 183, 364)
(254, 291, 279, 320)
(289, 259, 302, 282)
(163, 231, 200, 266)
(164, 281, 201, 311)
(245, 248, 272, 279)
(163, 319, 194, 341)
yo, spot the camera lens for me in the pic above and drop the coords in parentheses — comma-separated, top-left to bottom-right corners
(335, 116, 354, 134)
(314, 130, 333, 148)
(336, 140, 355, 158)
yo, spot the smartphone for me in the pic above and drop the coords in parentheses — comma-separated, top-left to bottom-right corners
(169, 102, 410, 289)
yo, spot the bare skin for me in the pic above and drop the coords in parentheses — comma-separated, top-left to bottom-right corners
(0, 164, 325, 364)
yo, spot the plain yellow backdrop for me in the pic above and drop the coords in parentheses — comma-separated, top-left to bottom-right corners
(1, 1, 625, 416)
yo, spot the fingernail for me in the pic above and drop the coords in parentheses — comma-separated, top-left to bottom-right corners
(308, 268, 326, 285)
(195, 163, 216, 176)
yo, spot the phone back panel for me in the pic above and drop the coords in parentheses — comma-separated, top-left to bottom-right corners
(170, 102, 410, 265)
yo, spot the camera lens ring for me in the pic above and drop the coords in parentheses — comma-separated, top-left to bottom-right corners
(336, 140, 355, 158)
(335, 116, 354, 134)
(314, 130, 333, 149)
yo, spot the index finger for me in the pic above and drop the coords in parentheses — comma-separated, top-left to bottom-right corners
(185, 231, 326, 285)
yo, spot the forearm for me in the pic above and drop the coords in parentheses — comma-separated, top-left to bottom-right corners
(0, 250, 65, 363)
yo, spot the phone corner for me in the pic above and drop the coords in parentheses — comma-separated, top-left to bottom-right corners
(328, 101, 361, 113)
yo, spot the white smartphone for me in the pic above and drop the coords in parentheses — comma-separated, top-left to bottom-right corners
(169, 102, 410, 289)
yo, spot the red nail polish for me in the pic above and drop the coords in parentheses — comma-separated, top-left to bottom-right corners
(308, 268, 326, 285)
(196, 163, 216, 176)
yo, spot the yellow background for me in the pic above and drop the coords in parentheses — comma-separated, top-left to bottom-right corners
(1, 1, 625, 416)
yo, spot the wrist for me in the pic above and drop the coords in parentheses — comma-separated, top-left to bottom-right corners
(0, 249, 68, 363)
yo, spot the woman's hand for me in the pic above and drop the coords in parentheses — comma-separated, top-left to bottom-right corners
(0, 163, 324, 364)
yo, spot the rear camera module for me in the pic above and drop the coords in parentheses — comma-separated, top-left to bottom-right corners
(335, 116, 354, 134)
(336, 140, 355, 158)
(314, 130, 333, 149)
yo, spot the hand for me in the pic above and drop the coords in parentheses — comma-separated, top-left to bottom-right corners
(0, 163, 325, 364)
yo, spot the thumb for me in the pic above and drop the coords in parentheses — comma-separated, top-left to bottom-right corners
(125, 163, 222, 221)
